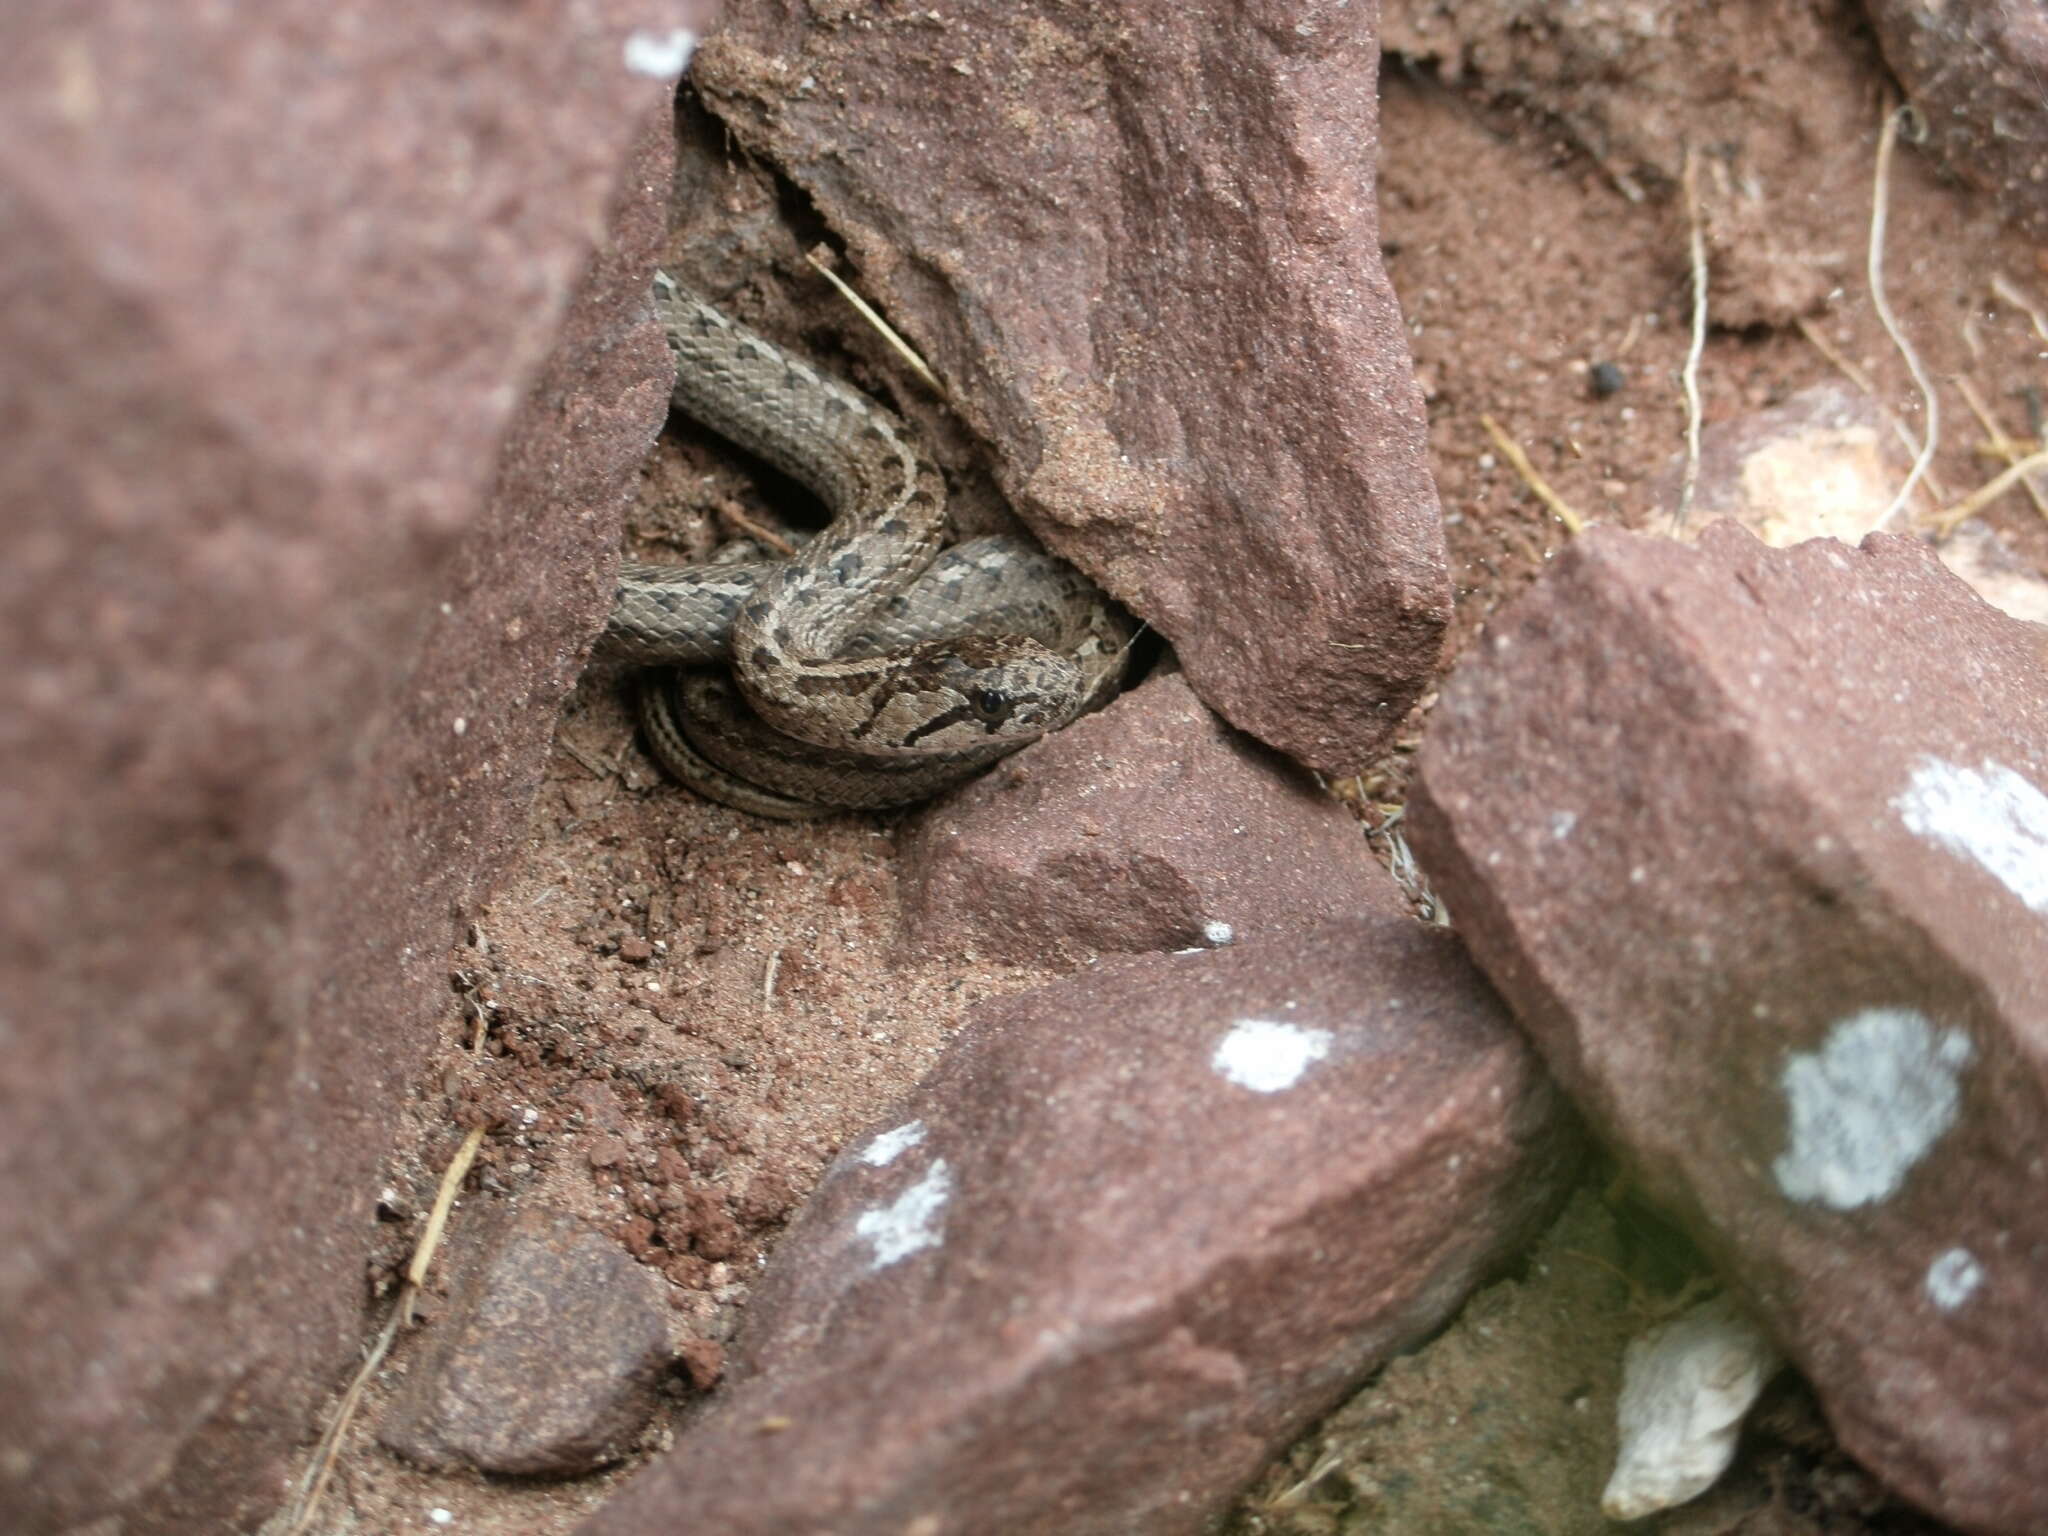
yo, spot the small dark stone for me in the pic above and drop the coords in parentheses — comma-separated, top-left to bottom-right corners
(379, 1207, 672, 1478)
(1588, 360, 1626, 398)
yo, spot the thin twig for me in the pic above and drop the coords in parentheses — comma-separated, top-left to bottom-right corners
(1480, 414, 1584, 534)
(555, 733, 616, 780)
(284, 1305, 403, 1536)
(1933, 448, 2048, 537)
(1674, 147, 1709, 537)
(1960, 310, 1985, 363)
(1794, 314, 1877, 394)
(804, 251, 943, 393)
(716, 499, 800, 557)
(762, 947, 782, 1009)
(1869, 104, 1939, 528)
(1990, 273, 2048, 344)
(284, 1125, 487, 1534)
(1954, 374, 2048, 517)
(1793, 316, 1950, 507)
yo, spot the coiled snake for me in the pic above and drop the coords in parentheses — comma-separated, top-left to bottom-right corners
(600, 273, 1134, 817)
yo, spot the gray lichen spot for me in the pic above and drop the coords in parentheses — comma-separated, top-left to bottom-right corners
(1924, 1246, 1986, 1312)
(1772, 1007, 1974, 1210)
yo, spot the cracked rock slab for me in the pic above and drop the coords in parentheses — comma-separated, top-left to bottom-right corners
(686, 0, 1448, 774)
(900, 671, 1413, 965)
(578, 916, 1579, 1536)
(1408, 521, 2048, 1535)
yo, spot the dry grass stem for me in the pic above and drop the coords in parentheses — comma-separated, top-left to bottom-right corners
(1868, 105, 1940, 527)
(405, 1124, 487, 1306)
(282, 1305, 404, 1536)
(284, 1125, 487, 1535)
(1990, 273, 2048, 344)
(1933, 448, 2048, 536)
(1480, 413, 1584, 534)
(1675, 147, 1709, 536)
(1793, 316, 1950, 509)
(1954, 374, 2048, 517)
(805, 251, 943, 393)
(1794, 314, 1878, 395)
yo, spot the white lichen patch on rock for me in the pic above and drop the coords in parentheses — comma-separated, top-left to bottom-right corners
(1925, 1246, 1987, 1312)
(1211, 1017, 1332, 1093)
(1772, 1007, 1974, 1210)
(621, 27, 697, 78)
(1893, 756, 2048, 914)
(858, 1119, 927, 1168)
(854, 1159, 951, 1270)
(1602, 1293, 1783, 1521)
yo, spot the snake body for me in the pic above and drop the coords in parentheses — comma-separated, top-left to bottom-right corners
(600, 274, 1132, 816)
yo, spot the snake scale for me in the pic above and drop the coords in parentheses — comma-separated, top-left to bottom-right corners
(600, 272, 1134, 818)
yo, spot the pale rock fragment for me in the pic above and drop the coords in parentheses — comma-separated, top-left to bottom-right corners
(1602, 1293, 1783, 1521)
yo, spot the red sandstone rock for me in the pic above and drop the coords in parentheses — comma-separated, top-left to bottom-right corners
(0, 4, 709, 1529)
(577, 917, 1580, 1536)
(1408, 521, 2048, 1535)
(899, 672, 1413, 965)
(684, 0, 1448, 776)
(379, 1208, 673, 1478)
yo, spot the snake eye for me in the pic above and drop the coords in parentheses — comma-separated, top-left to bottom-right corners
(968, 686, 1013, 723)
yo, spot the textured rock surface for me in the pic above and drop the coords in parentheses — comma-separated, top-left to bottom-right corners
(0, 4, 704, 1530)
(579, 917, 1580, 1536)
(1870, 0, 2048, 239)
(685, 0, 1447, 775)
(900, 672, 1413, 965)
(1408, 522, 2048, 1535)
(380, 1208, 673, 1478)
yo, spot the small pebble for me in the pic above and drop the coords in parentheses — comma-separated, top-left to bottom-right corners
(1588, 361, 1627, 399)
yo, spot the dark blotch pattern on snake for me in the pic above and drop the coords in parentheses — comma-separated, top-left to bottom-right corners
(599, 273, 1134, 818)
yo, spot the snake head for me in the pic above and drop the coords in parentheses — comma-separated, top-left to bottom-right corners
(892, 638, 1086, 747)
